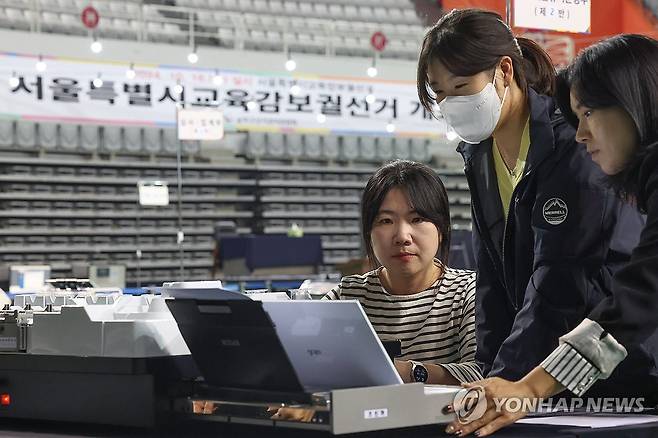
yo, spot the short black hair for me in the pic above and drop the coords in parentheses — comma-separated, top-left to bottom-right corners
(361, 160, 451, 268)
(555, 34, 658, 205)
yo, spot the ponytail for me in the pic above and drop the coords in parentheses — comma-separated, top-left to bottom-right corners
(516, 37, 556, 96)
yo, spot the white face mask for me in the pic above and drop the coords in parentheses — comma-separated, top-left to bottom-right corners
(438, 74, 509, 144)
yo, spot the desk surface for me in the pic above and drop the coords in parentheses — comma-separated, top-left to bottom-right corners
(2, 418, 658, 438)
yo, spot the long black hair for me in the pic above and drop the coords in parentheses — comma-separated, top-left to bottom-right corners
(417, 8, 556, 113)
(361, 160, 451, 268)
(555, 34, 658, 209)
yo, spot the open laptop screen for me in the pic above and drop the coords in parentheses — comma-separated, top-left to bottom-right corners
(166, 299, 305, 397)
(263, 301, 403, 391)
(167, 299, 402, 398)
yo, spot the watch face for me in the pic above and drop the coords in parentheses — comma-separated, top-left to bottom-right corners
(413, 363, 429, 383)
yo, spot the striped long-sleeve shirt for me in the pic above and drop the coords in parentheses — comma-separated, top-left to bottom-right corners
(323, 261, 482, 383)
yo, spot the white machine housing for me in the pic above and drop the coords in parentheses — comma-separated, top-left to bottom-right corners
(10, 293, 190, 357)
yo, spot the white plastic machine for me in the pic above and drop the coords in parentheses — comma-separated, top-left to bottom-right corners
(0, 280, 462, 434)
(5, 279, 189, 357)
(0, 279, 195, 427)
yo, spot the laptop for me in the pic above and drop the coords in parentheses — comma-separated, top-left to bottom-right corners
(262, 301, 403, 391)
(166, 298, 402, 402)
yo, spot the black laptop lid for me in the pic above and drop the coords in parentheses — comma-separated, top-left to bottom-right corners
(166, 298, 305, 395)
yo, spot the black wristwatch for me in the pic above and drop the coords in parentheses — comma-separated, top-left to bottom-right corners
(410, 360, 429, 383)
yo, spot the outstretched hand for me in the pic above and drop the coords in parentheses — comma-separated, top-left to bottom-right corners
(442, 367, 563, 436)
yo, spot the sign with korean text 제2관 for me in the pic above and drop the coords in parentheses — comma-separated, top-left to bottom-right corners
(0, 53, 443, 137)
(514, 0, 591, 33)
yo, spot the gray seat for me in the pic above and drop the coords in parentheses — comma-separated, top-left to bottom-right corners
(303, 134, 322, 159)
(80, 124, 99, 152)
(376, 136, 394, 161)
(58, 123, 79, 150)
(37, 122, 58, 149)
(266, 132, 285, 157)
(162, 128, 179, 154)
(182, 140, 201, 155)
(410, 137, 429, 162)
(285, 133, 303, 159)
(393, 137, 410, 159)
(246, 131, 266, 158)
(16, 121, 37, 148)
(143, 127, 162, 154)
(322, 135, 339, 160)
(0, 119, 13, 147)
(359, 135, 376, 161)
(123, 126, 142, 153)
(103, 125, 122, 152)
(340, 135, 359, 161)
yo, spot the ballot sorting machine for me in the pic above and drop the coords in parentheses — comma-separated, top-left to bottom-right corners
(0, 280, 461, 434)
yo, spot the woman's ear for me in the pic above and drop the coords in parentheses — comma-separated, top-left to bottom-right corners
(499, 56, 514, 87)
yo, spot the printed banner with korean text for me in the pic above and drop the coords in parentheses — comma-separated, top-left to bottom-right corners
(0, 53, 445, 137)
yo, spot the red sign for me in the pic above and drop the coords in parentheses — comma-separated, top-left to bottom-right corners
(81, 6, 100, 29)
(370, 31, 387, 52)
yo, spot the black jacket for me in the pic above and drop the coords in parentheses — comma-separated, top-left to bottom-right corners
(458, 89, 658, 396)
(589, 146, 658, 348)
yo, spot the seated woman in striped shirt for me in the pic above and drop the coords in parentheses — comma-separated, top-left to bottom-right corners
(323, 160, 481, 385)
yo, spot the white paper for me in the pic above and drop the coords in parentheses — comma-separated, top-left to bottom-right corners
(138, 181, 169, 206)
(177, 108, 224, 140)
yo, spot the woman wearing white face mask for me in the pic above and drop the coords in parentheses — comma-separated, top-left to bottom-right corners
(416, 9, 654, 402)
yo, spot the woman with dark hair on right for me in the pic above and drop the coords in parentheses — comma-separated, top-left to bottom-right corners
(417, 7, 653, 404)
(445, 34, 658, 437)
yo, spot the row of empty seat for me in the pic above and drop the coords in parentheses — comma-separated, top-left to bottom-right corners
(1, 163, 247, 181)
(243, 131, 432, 163)
(0, 0, 427, 60)
(177, 0, 419, 24)
(1, 234, 214, 245)
(0, 217, 225, 231)
(181, 0, 405, 11)
(0, 8, 421, 58)
(0, 120, 201, 155)
(0, 120, 433, 163)
(230, 27, 419, 57)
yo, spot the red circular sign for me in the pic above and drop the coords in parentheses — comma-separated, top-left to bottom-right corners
(370, 31, 387, 52)
(81, 6, 100, 29)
